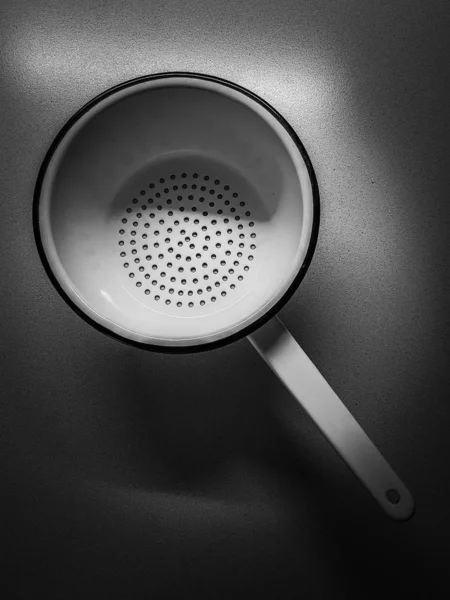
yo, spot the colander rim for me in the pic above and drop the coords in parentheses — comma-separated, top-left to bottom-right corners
(33, 70, 320, 354)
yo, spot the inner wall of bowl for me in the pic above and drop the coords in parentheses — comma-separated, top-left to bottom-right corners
(41, 79, 313, 345)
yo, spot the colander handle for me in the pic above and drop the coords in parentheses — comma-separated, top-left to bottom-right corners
(248, 316, 415, 520)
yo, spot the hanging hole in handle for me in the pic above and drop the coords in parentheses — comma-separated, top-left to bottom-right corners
(386, 489, 401, 504)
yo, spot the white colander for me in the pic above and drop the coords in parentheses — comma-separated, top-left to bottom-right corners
(34, 72, 414, 520)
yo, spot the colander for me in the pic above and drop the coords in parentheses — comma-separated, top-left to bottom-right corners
(33, 72, 414, 520)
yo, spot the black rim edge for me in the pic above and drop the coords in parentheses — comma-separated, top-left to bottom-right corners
(32, 70, 320, 355)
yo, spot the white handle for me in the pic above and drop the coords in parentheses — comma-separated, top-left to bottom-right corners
(248, 316, 415, 520)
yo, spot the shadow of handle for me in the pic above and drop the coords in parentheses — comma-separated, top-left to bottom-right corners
(248, 316, 415, 521)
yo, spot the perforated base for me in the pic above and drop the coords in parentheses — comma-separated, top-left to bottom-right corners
(116, 155, 261, 313)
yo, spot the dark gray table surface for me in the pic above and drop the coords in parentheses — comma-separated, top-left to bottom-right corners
(1, 1, 449, 598)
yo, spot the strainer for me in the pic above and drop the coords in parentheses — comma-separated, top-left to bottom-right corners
(34, 72, 414, 520)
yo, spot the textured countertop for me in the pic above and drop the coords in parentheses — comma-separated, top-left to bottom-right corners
(1, 1, 449, 598)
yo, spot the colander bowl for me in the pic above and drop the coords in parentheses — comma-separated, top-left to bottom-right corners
(36, 72, 316, 349)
